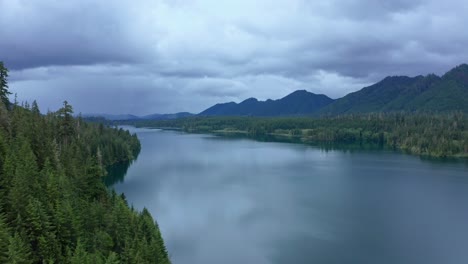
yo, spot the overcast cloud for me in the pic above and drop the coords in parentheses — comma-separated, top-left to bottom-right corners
(1, 0, 468, 115)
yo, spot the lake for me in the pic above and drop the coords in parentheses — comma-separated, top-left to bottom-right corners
(108, 127, 468, 264)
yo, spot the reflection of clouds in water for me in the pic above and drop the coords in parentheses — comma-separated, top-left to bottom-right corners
(113, 128, 468, 264)
(141, 135, 338, 264)
(155, 174, 270, 264)
(114, 130, 345, 263)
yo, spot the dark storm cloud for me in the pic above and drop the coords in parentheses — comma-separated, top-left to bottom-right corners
(330, 0, 424, 20)
(11, 69, 177, 114)
(0, 0, 150, 70)
(2, 0, 468, 114)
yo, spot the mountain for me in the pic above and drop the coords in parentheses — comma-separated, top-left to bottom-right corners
(84, 112, 195, 121)
(320, 64, 468, 114)
(318, 75, 439, 114)
(87, 64, 468, 119)
(82, 113, 140, 120)
(407, 64, 468, 112)
(198, 102, 238, 116)
(141, 112, 195, 120)
(199, 90, 334, 116)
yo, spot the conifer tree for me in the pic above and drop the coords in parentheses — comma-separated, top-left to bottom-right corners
(7, 233, 32, 264)
(57, 100, 75, 145)
(0, 62, 11, 108)
(0, 209, 11, 263)
(0, 71, 170, 264)
(70, 240, 90, 264)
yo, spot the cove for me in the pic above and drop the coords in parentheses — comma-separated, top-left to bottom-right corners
(108, 126, 468, 264)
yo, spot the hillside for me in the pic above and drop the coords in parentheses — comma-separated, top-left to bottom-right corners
(199, 90, 334, 116)
(0, 62, 170, 263)
(320, 64, 468, 114)
(84, 112, 194, 121)
(89, 64, 468, 120)
(0, 101, 171, 263)
(408, 64, 468, 112)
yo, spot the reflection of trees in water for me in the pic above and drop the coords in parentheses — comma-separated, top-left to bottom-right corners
(105, 147, 141, 187)
(104, 159, 134, 187)
(212, 131, 386, 152)
(212, 132, 468, 167)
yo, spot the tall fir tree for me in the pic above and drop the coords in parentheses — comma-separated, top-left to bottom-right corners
(0, 61, 11, 108)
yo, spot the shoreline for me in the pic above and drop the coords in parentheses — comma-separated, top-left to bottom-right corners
(137, 126, 468, 160)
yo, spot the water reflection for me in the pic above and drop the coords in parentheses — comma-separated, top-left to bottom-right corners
(210, 131, 468, 167)
(104, 160, 134, 186)
(108, 127, 468, 264)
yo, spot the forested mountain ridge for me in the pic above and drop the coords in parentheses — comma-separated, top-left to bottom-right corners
(83, 112, 194, 121)
(318, 75, 438, 114)
(198, 64, 468, 117)
(199, 90, 334, 116)
(0, 62, 170, 263)
(86, 64, 468, 121)
(407, 64, 468, 112)
(319, 64, 468, 114)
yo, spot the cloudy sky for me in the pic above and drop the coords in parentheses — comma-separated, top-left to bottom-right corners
(1, 0, 468, 115)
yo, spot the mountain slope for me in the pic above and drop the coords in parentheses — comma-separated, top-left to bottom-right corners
(320, 64, 468, 114)
(0, 102, 170, 263)
(199, 90, 334, 116)
(407, 64, 468, 112)
(84, 112, 195, 121)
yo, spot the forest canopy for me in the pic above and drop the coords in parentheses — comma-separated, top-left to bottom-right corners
(123, 113, 468, 158)
(0, 62, 170, 264)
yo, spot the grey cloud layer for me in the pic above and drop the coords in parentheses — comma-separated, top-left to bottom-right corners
(2, 0, 468, 114)
(1, 1, 150, 69)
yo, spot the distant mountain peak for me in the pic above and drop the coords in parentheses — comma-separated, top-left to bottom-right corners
(141, 112, 194, 120)
(214, 102, 236, 106)
(442, 63, 468, 84)
(320, 63, 468, 114)
(84, 112, 195, 121)
(241, 98, 259, 103)
(83, 113, 139, 121)
(380, 75, 415, 83)
(291, 89, 308, 94)
(199, 90, 334, 116)
(450, 63, 468, 72)
(283, 89, 323, 99)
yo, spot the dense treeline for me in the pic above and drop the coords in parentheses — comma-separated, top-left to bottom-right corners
(126, 113, 468, 158)
(0, 62, 170, 263)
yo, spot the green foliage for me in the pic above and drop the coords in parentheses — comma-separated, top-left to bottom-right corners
(57, 101, 75, 145)
(0, 63, 169, 263)
(130, 113, 468, 158)
(320, 64, 468, 114)
(0, 61, 11, 108)
(0, 209, 11, 262)
(7, 233, 32, 264)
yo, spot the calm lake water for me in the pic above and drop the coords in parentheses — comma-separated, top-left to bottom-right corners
(109, 127, 468, 264)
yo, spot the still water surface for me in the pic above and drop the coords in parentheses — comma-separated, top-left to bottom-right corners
(109, 127, 468, 264)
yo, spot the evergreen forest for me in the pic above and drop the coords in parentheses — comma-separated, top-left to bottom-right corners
(0, 62, 170, 263)
(126, 113, 468, 158)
